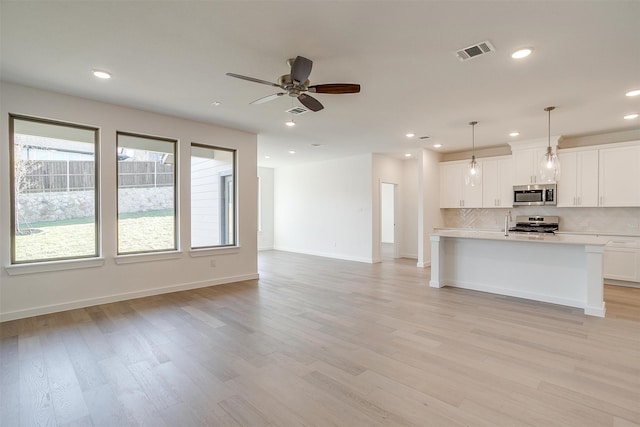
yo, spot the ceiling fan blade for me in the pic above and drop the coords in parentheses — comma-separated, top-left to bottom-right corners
(250, 93, 285, 105)
(226, 73, 280, 88)
(298, 93, 324, 112)
(291, 56, 313, 84)
(309, 83, 361, 94)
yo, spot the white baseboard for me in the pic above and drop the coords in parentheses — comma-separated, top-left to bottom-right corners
(442, 279, 584, 310)
(0, 273, 259, 322)
(273, 246, 373, 264)
(400, 252, 418, 260)
(604, 279, 640, 288)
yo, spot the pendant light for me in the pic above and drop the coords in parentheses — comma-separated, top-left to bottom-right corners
(465, 121, 481, 186)
(538, 106, 560, 182)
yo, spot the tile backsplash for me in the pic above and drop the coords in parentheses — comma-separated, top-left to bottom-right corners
(442, 206, 640, 235)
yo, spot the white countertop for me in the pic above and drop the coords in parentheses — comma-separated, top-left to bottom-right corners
(556, 231, 640, 238)
(432, 229, 610, 246)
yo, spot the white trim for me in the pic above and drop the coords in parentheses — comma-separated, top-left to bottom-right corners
(400, 252, 418, 259)
(509, 136, 560, 151)
(604, 279, 640, 288)
(189, 246, 241, 257)
(559, 139, 640, 153)
(273, 247, 374, 264)
(5, 257, 105, 276)
(584, 302, 606, 317)
(0, 272, 259, 322)
(115, 250, 183, 264)
(441, 279, 585, 310)
(417, 261, 431, 268)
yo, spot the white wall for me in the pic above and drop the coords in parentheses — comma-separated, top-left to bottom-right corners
(418, 148, 443, 267)
(401, 158, 419, 258)
(0, 82, 258, 321)
(274, 154, 373, 263)
(258, 167, 274, 250)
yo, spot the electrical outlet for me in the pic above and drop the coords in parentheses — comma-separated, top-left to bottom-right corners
(209, 259, 216, 268)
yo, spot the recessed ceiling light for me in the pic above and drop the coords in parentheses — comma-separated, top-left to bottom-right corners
(92, 69, 111, 79)
(404, 153, 412, 157)
(405, 133, 415, 138)
(285, 120, 296, 127)
(511, 48, 532, 59)
(433, 144, 442, 148)
(626, 89, 640, 97)
(288, 150, 296, 154)
(211, 101, 221, 107)
(509, 132, 520, 137)
(264, 155, 271, 159)
(624, 113, 639, 120)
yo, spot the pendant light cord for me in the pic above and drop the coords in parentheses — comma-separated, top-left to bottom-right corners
(545, 106, 555, 149)
(469, 121, 477, 159)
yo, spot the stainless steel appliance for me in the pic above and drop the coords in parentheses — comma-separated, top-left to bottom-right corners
(509, 215, 559, 234)
(513, 183, 556, 206)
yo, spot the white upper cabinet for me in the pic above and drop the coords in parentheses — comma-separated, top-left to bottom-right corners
(556, 149, 599, 207)
(440, 161, 483, 208)
(599, 144, 640, 207)
(482, 157, 514, 208)
(510, 137, 559, 185)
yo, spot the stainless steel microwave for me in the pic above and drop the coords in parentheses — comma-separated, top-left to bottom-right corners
(513, 184, 557, 206)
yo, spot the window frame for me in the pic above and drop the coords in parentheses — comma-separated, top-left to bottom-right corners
(116, 131, 178, 255)
(190, 143, 237, 250)
(9, 114, 101, 264)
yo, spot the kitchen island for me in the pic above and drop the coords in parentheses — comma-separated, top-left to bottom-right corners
(430, 230, 609, 317)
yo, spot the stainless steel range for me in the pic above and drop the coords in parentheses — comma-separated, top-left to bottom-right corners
(509, 215, 559, 234)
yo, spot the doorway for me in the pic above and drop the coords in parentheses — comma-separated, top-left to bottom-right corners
(380, 182, 398, 261)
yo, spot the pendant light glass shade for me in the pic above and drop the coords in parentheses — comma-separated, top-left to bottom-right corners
(465, 121, 481, 186)
(538, 106, 561, 182)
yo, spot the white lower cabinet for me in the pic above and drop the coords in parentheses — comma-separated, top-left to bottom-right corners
(604, 239, 640, 284)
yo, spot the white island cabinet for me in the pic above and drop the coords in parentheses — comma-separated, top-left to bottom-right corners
(430, 230, 608, 317)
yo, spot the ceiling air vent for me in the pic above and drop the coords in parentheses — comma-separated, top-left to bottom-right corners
(286, 106, 309, 115)
(455, 40, 496, 61)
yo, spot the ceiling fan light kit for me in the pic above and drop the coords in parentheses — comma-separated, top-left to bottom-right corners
(226, 55, 360, 114)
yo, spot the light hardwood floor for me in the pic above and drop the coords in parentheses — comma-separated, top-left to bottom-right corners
(1, 250, 639, 426)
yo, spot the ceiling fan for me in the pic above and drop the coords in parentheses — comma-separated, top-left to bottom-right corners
(226, 56, 360, 112)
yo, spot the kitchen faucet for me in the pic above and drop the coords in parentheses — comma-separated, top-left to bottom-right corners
(504, 210, 512, 236)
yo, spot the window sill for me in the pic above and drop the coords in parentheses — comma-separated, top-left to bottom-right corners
(5, 257, 105, 276)
(115, 251, 183, 265)
(190, 246, 241, 257)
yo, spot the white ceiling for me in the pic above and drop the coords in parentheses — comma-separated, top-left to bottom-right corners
(1, 1, 639, 167)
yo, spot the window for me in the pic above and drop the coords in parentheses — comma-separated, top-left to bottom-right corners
(191, 144, 236, 248)
(117, 132, 177, 254)
(10, 115, 99, 263)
